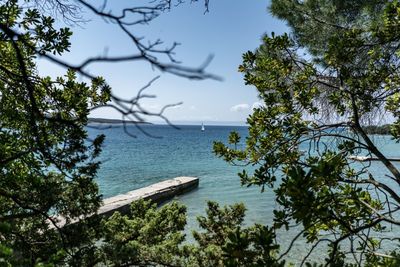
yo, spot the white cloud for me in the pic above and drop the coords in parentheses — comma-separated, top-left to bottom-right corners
(230, 103, 250, 112)
(189, 105, 196, 110)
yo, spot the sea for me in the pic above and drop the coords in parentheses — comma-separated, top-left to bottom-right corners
(88, 124, 270, 225)
(87, 124, 400, 263)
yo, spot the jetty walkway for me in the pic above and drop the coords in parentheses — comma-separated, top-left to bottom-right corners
(51, 176, 198, 228)
(99, 176, 198, 217)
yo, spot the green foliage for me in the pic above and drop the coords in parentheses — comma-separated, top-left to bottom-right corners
(5, 0, 400, 265)
(193, 201, 246, 248)
(0, 0, 285, 266)
(100, 200, 187, 266)
(85, 199, 285, 267)
(214, 131, 247, 164)
(2, 0, 285, 266)
(214, 0, 400, 264)
(181, 201, 284, 267)
(365, 251, 400, 266)
(0, 0, 110, 265)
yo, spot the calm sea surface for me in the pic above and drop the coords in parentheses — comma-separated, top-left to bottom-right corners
(88, 125, 270, 225)
(88, 124, 400, 262)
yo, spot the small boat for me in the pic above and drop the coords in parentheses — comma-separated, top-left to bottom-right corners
(201, 123, 205, 132)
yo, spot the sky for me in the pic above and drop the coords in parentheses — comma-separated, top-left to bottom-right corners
(38, 0, 289, 125)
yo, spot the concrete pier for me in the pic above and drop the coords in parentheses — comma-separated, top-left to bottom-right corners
(349, 155, 400, 162)
(51, 176, 198, 228)
(99, 176, 199, 217)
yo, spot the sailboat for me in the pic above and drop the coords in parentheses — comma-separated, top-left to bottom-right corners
(201, 123, 205, 132)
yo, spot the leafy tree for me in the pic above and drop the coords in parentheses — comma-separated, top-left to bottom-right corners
(99, 200, 284, 267)
(214, 0, 400, 265)
(10, 0, 400, 265)
(100, 200, 187, 266)
(0, 0, 214, 265)
(185, 201, 284, 267)
(0, 1, 110, 264)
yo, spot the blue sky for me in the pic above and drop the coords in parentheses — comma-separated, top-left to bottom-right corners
(38, 0, 288, 124)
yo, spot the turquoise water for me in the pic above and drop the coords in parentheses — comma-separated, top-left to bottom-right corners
(89, 125, 273, 225)
(88, 125, 400, 262)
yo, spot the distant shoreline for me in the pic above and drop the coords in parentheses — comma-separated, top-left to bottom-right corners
(362, 124, 391, 135)
(88, 119, 393, 132)
(88, 118, 247, 127)
(88, 118, 152, 125)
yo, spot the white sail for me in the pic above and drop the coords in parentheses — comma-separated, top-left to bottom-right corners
(201, 123, 205, 131)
